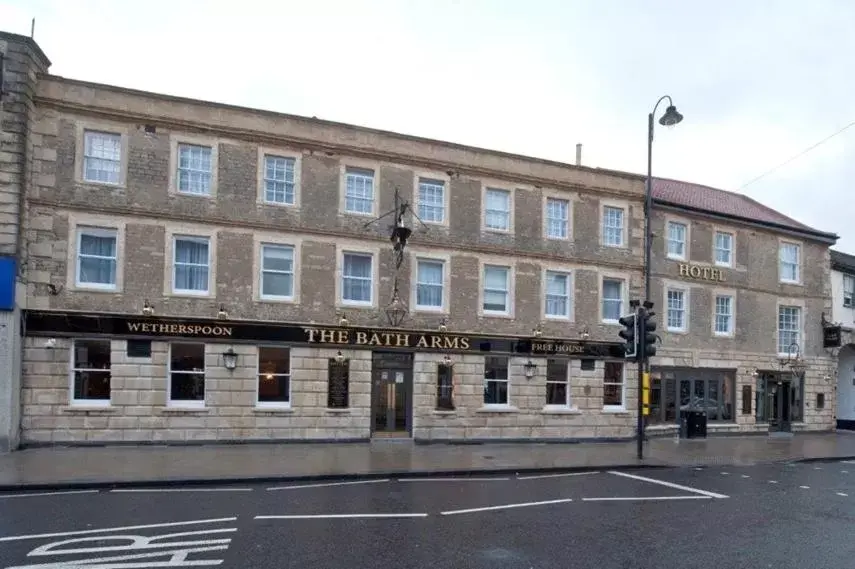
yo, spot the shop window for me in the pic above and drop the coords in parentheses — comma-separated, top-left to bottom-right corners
(647, 367, 737, 424)
(545, 359, 570, 406)
(484, 356, 509, 406)
(168, 343, 206, 407)
(603, 361, 624, 408)
(327, 358, 350, 409)
(71, 339, 112, 405)
(257, 347, 291, 407)
(436, 363, 454, 410)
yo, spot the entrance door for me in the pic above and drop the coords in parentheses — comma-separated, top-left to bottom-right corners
(371, 351, 413, 438)
(766, 377, 792, 432)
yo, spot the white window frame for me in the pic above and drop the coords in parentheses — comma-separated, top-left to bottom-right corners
(81, 130, 122, 186)
(603, 361, 625, 411)
(172, 235, 212, 296)
(600, 277, 625, 324)
(844, 274, 855, 308)
(167, 342, 206, 409)
(666, 220, 688, 260)
(413, 257, 446, 312)
(481, 263, 512, 317)
(339, 250, 376, 307)
(176, 143, 214, 196)
(543, 269, 572, 320)
(482, 185, 513, 233)
(601, 204, 626, 248)
(714, 230, 734, 267)
(75, 226, 118, 291)
(544, 358, 572, 409)
(75, 122, 129, 187)
(259, 243, 296, 301)
(256, 345, 292, 409)
(69, 338, 112, 407)
(779, 241, 802, 284)
(482, 355, 510, 408)
(343, 166, 376, 216)
(415, 176, 447, 225)
(777, 305, 802, 357)
(665, 286, 689, 333)
(713, 294, 735, 337)
(262, 154, 297, 206)
(545, 197, 570, 240)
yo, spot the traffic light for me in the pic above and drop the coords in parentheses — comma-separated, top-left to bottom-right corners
(642, 309, 658, 359)
(618, 312, 639, 360)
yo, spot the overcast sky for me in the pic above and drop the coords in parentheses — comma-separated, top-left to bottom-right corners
(3, 0, 853, 251)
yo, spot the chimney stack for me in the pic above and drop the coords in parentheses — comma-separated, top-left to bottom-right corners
(575, 143, 582, 166)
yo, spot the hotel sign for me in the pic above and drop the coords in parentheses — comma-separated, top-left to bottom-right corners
(22, 310, 626, 359)
(678, 263, 726, 283)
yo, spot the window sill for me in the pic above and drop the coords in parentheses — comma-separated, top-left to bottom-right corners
(78, 179, 126, 190)
(71, 285, 121, 294)
(252, 407, 294, 415)
(432, 409, 456, 416)
(158, 407, 210, 414)
(541, 406, 581, 415)
(543, 315, 571, 322)
(480, 312, 514, 320)
(167, 291, 213, 299)
(259, 199, 299, 209)
(325, 408, 351, 414)
(61, 406, 118, 415)
(476, 406, 519, 413)
(337, 302, 375, 311)
(778, 280, 802, 286)
(258, 296, 297, 304)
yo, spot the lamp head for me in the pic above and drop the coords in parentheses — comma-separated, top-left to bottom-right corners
(659, 105, 683, 128)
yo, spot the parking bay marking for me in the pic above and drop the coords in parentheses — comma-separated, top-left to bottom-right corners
(440, 498, 574, 516)
(517, 471, 600, 480)
(267, 479, 390, 491)
(607, 470, 729, 499)
(255, 513, 427, 520)
(0, 490, 100, 500)
(0, 517, 238, 543)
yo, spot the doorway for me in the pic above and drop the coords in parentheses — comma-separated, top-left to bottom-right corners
(370, 351, 414, 438)
(756, 372, 801, 432)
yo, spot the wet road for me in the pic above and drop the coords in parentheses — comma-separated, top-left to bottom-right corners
(1, 461, 853, 568)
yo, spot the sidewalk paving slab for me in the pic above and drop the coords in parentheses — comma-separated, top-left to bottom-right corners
(1, 432, 854, 491)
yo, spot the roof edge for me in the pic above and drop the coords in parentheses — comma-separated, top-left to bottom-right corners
(0, 31, 51, 67)
(654, 198, 839, 243)
(39, 73, 646, 184)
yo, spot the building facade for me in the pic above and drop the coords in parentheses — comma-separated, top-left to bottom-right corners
(830, 249, 855, 430)
(0, 31, 840, 448)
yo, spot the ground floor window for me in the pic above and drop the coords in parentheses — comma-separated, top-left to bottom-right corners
(436, 362, 454, 410)
(71, 339, 112, 404)
(257, 346, 291, 407)
(648, 367, 736, 424)
(484, 356, 509, 405)
(603, 361, 624, 408)
(545, 358, 570, 406)
(169, 342, 206, 406)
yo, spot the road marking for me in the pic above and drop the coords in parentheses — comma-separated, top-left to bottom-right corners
(518, 471, 600, 480)
(842, 460, 855, 464)
(721, 472, 729, 475)
(800, 486, 810, 489)
(693, 467, 703, 471)
(255, 513, 427, 520)
(837, 492, 849, 497)
(0, 517, 237, 543)
(440, 498, 573, 516)
(814, 466, 823, 470)
(398, 477, 510, 482)
(769, 480, 779, 484)
(110, 487, 253, 493)
(741, 475, 751, 479)
(267, 479, 390, 491)
(607, 471, 729, 499)
(0, 489, 100, 499)
(582, 496, 711, 501)
(843, 470, 850, 474)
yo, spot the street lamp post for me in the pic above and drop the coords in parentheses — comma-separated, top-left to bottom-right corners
(640, 96, 682, 458)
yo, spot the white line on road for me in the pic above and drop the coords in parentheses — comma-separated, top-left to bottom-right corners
(517, 471, 600, 480)
(267, 479, 390, 491)
(608, 471, 729, 499)
(398, 477, 510, 482)
(800, 486, 810, 489)
(0, 489, 100, 499)
(721, 472, 729, 475)
(769, 480, 779, 484)
(581, 496, 712, 502)
(842, 460, 855, 464)
(741, 475, 751, 479)
(110, 487, 253, 493)
(814, 466, 823, 470)
(440, 498, 573, 516)
(837, 492, 849, 497)
(843, 470, 850, 474)
(0, 517, 237, 543)
(255, 513, 427, 520)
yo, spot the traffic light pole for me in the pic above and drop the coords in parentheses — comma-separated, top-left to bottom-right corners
(636, 306, 645, 461)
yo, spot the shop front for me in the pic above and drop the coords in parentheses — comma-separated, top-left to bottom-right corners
(20, 310, 632, 445)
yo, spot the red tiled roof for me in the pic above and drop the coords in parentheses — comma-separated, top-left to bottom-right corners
(651, 177, 835, 237)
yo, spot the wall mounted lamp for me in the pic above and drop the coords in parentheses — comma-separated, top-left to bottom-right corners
(217, 304, 229, 319)
(524, 359, 537, 379)
(335, 350, 346, 363)
(142, 300, 154, 316)
(222, 348, 238, 370)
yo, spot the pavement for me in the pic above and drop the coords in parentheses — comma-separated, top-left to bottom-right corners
(0, 460, 853, 568)
(1, 431, 855, 490)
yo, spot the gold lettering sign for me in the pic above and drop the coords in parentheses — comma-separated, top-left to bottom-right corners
(678, 263, 725, 282)
(531, 342, 585, 355)
(126, 321, 234, 337)
(304, 327, 471, 351)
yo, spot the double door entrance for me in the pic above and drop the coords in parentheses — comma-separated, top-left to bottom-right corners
(370, 351, 413, 438)
(756, 372, 803, 432)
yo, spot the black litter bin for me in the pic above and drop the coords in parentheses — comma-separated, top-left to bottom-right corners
(686, 410, 707, 439)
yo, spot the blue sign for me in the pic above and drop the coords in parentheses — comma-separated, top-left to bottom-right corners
(0, 256, 17, 311)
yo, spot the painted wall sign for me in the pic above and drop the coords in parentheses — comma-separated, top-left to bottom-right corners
(678, 263, 726, 282)
(823, 325, 842, 348)
(22, 310, 625, 359)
